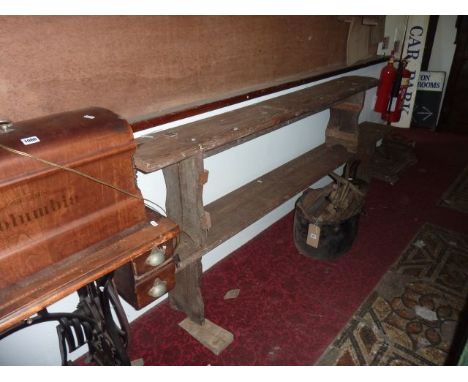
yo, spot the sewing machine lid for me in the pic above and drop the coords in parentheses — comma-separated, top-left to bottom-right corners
(0, 107, 134, 187)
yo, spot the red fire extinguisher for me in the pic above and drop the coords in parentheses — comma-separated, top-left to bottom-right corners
(382, 60, 411, 123)
(374, 54, 396, 113)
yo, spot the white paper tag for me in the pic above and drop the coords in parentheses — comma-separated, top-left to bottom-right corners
(306, 224, 321, 248)
(21, 136, 40, 145)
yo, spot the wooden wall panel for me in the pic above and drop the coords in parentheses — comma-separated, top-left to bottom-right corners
(0, 16, 358, 122)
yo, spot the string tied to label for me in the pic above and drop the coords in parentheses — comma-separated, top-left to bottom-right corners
(0, 143, 167, 216)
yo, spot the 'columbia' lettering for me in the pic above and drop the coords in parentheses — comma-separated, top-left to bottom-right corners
(0, 193, 79, 232)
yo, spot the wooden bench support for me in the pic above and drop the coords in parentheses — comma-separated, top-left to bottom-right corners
(163, 153, 208, 247)
(356, 122, 394, 181)
(135, 76, 384, 328)
(170, 260, 205, 325)
(163, 153, 208, 324)
(325, 92, 365, 153)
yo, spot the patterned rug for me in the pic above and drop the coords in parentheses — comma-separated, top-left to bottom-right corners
(439, 165, 468, 213)
(316, 223, 468, 366)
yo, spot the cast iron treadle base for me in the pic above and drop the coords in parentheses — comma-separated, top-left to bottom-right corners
(0, 273, 131, 366)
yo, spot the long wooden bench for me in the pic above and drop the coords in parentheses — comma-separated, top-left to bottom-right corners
(134, 75, 389, 324)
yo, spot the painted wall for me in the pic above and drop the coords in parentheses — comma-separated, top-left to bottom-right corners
(382, 15, 408, 58)
(0, 62, 384, 365)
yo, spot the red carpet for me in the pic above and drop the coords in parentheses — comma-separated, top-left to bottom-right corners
(100, 129, 468, 365)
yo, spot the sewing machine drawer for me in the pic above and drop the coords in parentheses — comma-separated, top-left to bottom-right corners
(114, 258, 176, 310)
(132, 240, 175, 276)
(132, 260, 176, 308)
(114, 234, 178, 310)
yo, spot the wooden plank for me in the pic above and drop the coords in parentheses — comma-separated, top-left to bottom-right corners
(174, 143, 352, 270)
(131, 57, 387, 133)
(135, 76, 378, 173)
(178, 317, 234, 356)
(163, 153, 208, 324)
(357, 121, 394, 161)
(170, 260, 205, 325)
(326, 92, 365, 152)
(0, 212, 178, 333)
(163, 153, 207, 250)
(358, 122, 393, 153)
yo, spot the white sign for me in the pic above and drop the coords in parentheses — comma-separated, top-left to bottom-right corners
(21, 136, 40, 145)
(393, 15, 430, 128)
(417, 71, 445, 92)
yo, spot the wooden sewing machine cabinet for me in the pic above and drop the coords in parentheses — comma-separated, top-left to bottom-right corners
(0, 108, 179, 365)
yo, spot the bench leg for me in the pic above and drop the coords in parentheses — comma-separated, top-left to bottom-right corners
(169, 260, 205, 325)
(325, 92, 364, 153)
(163, 152, 208, 324)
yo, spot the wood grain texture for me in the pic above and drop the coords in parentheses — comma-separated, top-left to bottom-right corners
(357, 122, 394, 158)
(162, 153, 208, 324)
(163, 153, 207, 250)
(115, 257, 177, 310)
(170, 260, 205, 325)
(132, 239, 174, 276)
(0, 16, 363, 122)
(0, 212, 179, 332)
(173, 124, 387, 271)
(178, 317, 234, 355)
(174, 144, 353, 270)
(130, 56, 387, 133)
(134, 76, 378, 324)
(356, 122, 394, 181)
(325, 92, 365, 152)
(0, 107, 146, 289)
(135, 76, 378, 173)
(114, 236, 177, 310)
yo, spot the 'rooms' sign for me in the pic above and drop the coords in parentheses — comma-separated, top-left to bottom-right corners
(412, 71, 445, 129)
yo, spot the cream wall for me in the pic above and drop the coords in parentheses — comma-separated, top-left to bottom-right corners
(382, 15, 408, 58)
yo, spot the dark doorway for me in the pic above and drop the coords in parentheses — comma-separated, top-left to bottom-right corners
(438, 16, 468, 134)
